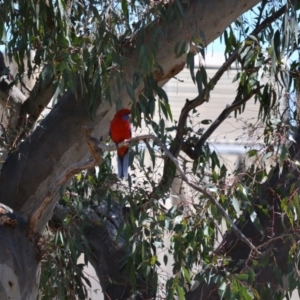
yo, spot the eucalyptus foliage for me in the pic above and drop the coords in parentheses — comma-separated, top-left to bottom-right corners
(1, 0, 300, 299)
(43, 0, 300, 299)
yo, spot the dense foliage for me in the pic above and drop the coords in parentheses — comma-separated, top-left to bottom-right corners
(1, 0, 300, 299)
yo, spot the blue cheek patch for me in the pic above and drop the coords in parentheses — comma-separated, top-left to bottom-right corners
(122, 115, 129, 121)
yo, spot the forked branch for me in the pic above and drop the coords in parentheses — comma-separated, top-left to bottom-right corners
(169, 4, 287, 160)
(182, 86, 263, 159)
(28, 127, 103, 233)
(97, 134, 260, 254)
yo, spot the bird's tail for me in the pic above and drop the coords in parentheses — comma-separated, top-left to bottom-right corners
(117, 152, 129, 180)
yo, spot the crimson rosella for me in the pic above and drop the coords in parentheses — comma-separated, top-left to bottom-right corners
(109, 108, 131, 179)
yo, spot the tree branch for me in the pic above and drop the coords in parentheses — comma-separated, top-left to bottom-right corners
(97, 134, 260, 253)
(153, 4, 287, 200)
(19, 65, 55, 130)
(28, 127, 103, 233)
(182, 86, 263, 159)
(0, 0, 262, 233)
(186, 122, 300, 300)
(169, 0, 284, 160)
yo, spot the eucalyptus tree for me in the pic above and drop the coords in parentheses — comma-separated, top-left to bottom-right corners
(0, 0, 299, 299)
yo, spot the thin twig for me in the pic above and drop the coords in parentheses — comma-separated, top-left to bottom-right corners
(97, 134, 260, 254)
(182, 86, 263, 159)
(256, 233, 296, 250)
(255, 0, 267, 29)
(172, 4, 287, 160)
(19, 78, 31, 94)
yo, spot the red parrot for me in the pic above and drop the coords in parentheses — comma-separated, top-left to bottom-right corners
(109, 108, 131, 179)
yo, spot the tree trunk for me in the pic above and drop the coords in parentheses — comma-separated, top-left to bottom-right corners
(0, 204, 39, 300)
(0, 0, 262, 298)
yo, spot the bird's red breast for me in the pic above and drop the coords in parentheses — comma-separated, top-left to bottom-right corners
(109, 109, 131, 157)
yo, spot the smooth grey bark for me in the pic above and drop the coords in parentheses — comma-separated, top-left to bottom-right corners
(0, 0, 261, 231)
(0, 204, 39, 300)
(0, 0, 262, 299)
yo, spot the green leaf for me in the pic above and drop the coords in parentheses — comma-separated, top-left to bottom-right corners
(187, 52, 195, 83)
(250, 211, 263, 235)
(40, 64, 54, 91)
(129, 264, 136, 291)
(159, 118, 165, 138)
(164, 101, 173, 121)
(244, 49, 255, 67)
(212, 170, 218, 183)
(175, 0, 184, 17)
(248, 35, 258, 42)
(247, 268, 255, 284)
(273, 264, 283, 287)
(247, 149, 258, 157)
(271, 42, 277, 78)
(126, 83, 136, 103)
(160, 101, 173, 121)
(211, 150, 220, 170)
(144, 140, 155, 168)
(121, 0, 129, 19)
(231, 197, 241, 215)
(273, 29, 281, 61)
(176, 285, 185, 300)
(149, 98, 155, 117)
(181, 266, 191, 284)
(235, 273, 248, 280)
(163, 254, 168, 266)
(201, 66, 208, 88)
(280, 144, 288, 162)
(196, 69, 203, 96)
(175, 41, 187, 58)
(149, 255, 157, 265)
(59, 231, 64, 244)
(157, 86, 169, 103)
(232, 72, 241, 83)
(0, 18, 4, 41)
(218, 282, 227, 299)
(81, 275, 91, 288)
(201, 119, 212, 125)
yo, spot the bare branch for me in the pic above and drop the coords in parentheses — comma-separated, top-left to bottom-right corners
(97, 134, 260, 254)
(154, 5, 287, 200)
(0, 76, 27, 105)
(19, 80, 32, 94)
(0, 52, 27, 105)
(0, 0, 262, 229)
(182, 86, 263, 159)
(173, 4, 287, 158)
